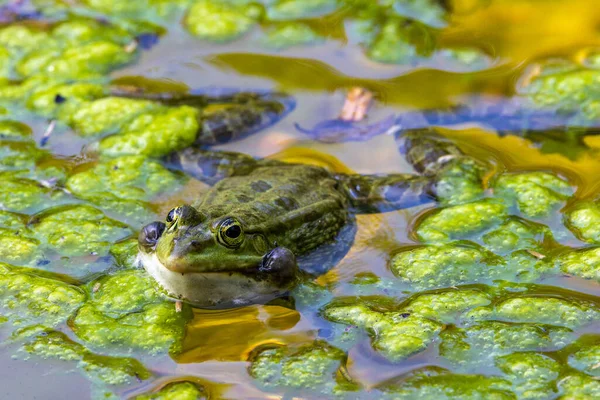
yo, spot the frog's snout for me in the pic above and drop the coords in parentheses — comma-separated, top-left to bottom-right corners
(139, 221, 166, 251)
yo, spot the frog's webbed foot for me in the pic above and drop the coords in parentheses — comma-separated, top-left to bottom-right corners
(294, 114, 400, 143)
(337, 173, 435, 213)
(396, 128, 466, 175)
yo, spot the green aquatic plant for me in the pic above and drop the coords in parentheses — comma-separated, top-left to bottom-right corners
(0, 176, 70, 214)
(434, 158, 487, 206)
(415, 199, 508, 243)
(440, 321, 572, 366)
(71, 270, 191, 355)
(97, 105, 200, 157)
(557, 373, 600, 399)
(20, 330, 151, 386)
(555, 247, 600, 281)
(378, 367, 514, 400)
(0, 263, 85, 328)
(569, 343, 600, 377)
(401, 289, 492, 324)
(495, 352, 560, 400)
(322, 302, 442, 361)
(464, 296, 600, 329)
(185, 1, 261, 42)
(31, 205, 132, 257)
(482, 216, 554, 255)
(249, 341, 355, 395)
(134, 381, 207, 400)
(493, 171, 574, 218)
(391, 240, 554, 291)
(66, 155, 183, 225)
(262, 23, 322, 49)
(564, 201, 600, 243)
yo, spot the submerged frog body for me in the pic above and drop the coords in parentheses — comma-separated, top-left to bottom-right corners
(136, 101, 470, 307)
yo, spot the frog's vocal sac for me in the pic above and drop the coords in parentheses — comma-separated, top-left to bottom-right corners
(134, 89, 477, 309)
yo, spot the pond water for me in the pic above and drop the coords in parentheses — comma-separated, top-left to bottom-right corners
(1, 0, 600, 399)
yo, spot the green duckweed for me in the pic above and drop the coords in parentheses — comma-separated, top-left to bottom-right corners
(67, 155, 181, 201)
(495, 352, 560, 400)
(71, 270, 191, 355)
(494, 172, 574, 218)
(0, 263, 85, 327)
(185, 1, 260, 42)
(390, 243, 506, 290)
(464, 296, 600, 329)
(434, 158, 486, 206)
(555, 247, 600, 281)
(415, 199, 507, 243)
(98, 105, 199, 157)
(564, 201, 600, 243)
(134, 381, 207, 400)
(568, 344, 600, 377)
(22, 330, 151, 386)
(249, 341, 351, 394)
(440, 322, 572, 366)
(557, 373, 600, 399)
(379, 367, 514, 400)
(0, 177, 69, 214)
(482, 216, 554, 255)
(64, 97, 161, 137)
(403, 289, 492, 324)
(322, 303, 442, 361)
(262, 23, 322, 50)
(31, 205, 132, 257)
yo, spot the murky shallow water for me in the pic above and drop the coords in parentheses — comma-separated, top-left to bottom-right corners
(2, 0, 600, 399)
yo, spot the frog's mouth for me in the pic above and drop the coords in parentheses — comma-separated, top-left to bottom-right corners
(137, 249, 299, 308)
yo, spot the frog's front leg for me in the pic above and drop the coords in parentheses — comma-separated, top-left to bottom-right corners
(163, 147, 284, 186)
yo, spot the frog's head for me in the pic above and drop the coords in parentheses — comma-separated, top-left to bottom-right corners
(138, 205, 299, 308)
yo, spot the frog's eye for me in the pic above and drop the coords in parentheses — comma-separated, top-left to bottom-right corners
(217, 217, 244, 248)
(166, 207, 180, 224)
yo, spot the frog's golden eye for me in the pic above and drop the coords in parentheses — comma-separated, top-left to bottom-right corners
(217, 217, 244, 248)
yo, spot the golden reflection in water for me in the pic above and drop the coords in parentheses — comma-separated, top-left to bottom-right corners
(444, 0, 600, 61)
(441, 127, 600, 199)
(176, 305, 313, 363)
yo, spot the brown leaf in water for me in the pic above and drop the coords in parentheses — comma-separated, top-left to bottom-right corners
(339, 87, 374, 122)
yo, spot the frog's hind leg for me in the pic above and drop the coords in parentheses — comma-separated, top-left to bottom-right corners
(337, 128, 482, 213)
(396, 127, 466, 175)
(336, 173, 435, 214)
(110, 85, 296, 146)
(194, 91, 295, 145)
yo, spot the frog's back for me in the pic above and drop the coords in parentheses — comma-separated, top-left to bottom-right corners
(195, 164, 350, 255)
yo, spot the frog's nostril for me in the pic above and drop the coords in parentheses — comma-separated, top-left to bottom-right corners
(139, 221, 166, 248)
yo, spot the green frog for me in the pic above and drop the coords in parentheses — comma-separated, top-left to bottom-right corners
(133, 91, 472, 307)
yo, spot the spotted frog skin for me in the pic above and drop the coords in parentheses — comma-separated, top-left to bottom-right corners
(131, 88, 476, 308)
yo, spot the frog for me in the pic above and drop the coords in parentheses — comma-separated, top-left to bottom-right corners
(132, 92, 473, 308)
